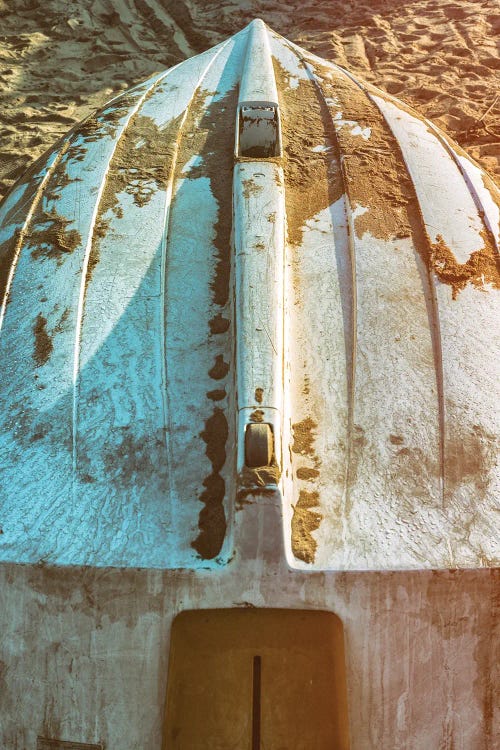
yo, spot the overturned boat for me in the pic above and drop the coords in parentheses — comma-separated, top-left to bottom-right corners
(0, 19, 498, 750)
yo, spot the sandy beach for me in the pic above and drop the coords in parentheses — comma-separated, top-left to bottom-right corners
(1, 0, 499, 202)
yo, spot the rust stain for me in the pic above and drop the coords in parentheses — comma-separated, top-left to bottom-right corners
(421, 567, 499, 720)
(33, 313, 52, 366)
(192, 408, 228, 560)
(472, 574, 498, 745)
(428, 229, 500, 299)
(254, 387, 264, 404)
(291, 490, 322, 564)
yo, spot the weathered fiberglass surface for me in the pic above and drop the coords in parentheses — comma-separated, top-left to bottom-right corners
(0, 19, 498, 750)
(0, 22, 498, 570)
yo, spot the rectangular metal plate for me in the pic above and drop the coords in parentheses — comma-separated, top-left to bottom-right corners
(164, 608, 349, 749)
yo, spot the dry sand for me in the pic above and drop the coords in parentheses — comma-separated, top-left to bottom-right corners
(0, 0, 499, 202)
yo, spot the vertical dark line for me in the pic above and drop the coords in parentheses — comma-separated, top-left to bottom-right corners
(252, 655, 261, 750)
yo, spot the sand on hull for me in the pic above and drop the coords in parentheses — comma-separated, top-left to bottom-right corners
(0, 0, 498, 203)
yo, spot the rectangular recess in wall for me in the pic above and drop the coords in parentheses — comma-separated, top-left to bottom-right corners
(163, 608, 350, 749)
